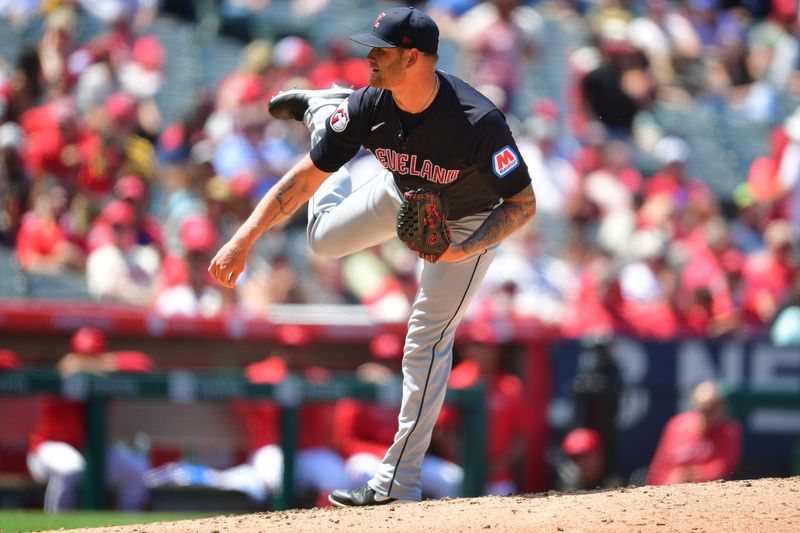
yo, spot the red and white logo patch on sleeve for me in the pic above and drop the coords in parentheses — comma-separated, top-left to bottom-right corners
(330, 100, 350, 133)
(492, 145, 520, 178)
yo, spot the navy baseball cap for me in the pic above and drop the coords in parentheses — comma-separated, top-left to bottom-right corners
(350, 7, 439, 55)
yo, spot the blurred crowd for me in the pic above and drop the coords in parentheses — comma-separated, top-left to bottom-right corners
(0, 0, 798, 342)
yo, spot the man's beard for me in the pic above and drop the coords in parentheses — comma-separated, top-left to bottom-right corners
(369, 55, 404, 89)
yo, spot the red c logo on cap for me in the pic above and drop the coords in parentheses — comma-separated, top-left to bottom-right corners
(374, 12, 386, 28)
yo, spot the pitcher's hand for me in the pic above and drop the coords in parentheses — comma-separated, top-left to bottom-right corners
(208, 239, 251, 289)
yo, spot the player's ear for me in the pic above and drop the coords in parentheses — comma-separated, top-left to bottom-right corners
(407, 49, 418, 67)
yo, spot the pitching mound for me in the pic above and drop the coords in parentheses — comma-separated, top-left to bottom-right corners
(56, 476, 799, 533)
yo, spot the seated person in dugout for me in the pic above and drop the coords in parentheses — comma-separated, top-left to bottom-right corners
(27, 327, 151, 513)
(647, 380, 741, 486)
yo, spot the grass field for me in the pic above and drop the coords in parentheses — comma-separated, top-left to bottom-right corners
(0, 510, 218, 532)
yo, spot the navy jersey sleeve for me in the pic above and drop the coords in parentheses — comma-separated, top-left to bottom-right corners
(309, 90, 369, 173)
(472, 110, 531, 198)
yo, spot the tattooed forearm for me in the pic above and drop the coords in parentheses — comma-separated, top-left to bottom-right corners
(253, 179, 296, 229)
(460, 185, 536, 256)
(274, 175, 300, 218)
(232, 154, 331, 246)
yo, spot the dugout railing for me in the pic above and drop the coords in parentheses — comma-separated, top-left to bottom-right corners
(0, 369, 487, 510)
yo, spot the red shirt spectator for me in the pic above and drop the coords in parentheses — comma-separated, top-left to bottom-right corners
(647, 381, 741, 485)
(332, 333, 405, 459)
(87, 175, 163, 253)
(676, 219, 740, 336)
(232, 355, 287, 450)
(238, 365, 335, 452)
(20, 98, 86, 183)
(22, 125, 76, 181)
(28, 327, 110, 452)
(232, 400, 282, 450)
(299, 395, 336, 451)
(75, 130, 123, 195)
(448, 358, 526, 484)
(154, 215, 225, 317)
(740, 220, 796, 328)
(15, 180, 84, 273)
(614, 229, 680, 339)
(16, 212, 69, 270)
(86, 200, 159, 304)
(29, 398, 85, 451)
(645, 170, 711, 209)
(237, 326, 337, 452)
(333, 398, 399, 459)
(562, 256, 616, 338)
(27, 327, 151, 513)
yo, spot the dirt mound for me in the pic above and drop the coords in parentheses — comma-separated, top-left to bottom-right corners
(55, 476, 800, 533)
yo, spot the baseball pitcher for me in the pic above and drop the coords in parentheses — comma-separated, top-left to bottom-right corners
(208, 6, 536, 506)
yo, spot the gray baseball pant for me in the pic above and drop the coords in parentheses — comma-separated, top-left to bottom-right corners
(304, 96, 497, 501)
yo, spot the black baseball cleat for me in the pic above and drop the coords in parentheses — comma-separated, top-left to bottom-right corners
(328, 484, 414, 507)
(267, 86, 353, 121)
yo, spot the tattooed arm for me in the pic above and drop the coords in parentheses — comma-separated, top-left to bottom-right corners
(438, 184, 536, 263)
(209, 154, 331, 288)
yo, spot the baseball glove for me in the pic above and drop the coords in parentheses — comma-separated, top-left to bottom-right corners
(396, 189, 451, 263)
